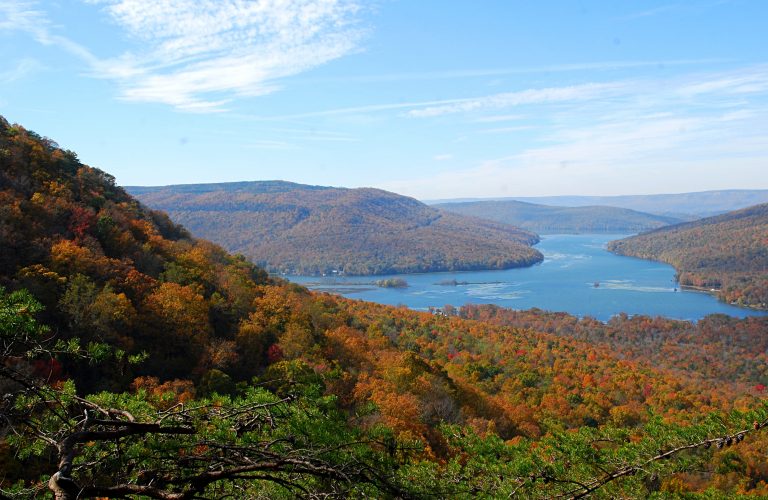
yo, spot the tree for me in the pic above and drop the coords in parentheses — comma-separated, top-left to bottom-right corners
(0, 287, 408, 499)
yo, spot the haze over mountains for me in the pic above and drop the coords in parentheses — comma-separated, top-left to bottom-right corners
(428, 190, 768, 219)
(128, 181, 542, 276)
(435, 199, 683, 234)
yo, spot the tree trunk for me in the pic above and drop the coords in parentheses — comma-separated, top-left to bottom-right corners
(48, 472, 79, 500)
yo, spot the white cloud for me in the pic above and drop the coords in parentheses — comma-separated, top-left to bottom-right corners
(515, 116, 707, 168)
(0, 58, 42, 83)
(385, 66, 768, 198)
(85, 0, 365, 111)
(260, 82, 630, 121)
(0, 0, 47, 33)
(433, 154, 452, 161)
(618, 4, 679, 21)
(473, 114, 525, 123)
(407, 82, 629, 118)
(0, 1, 98, 64)
(296, 59, 725, 84)
(255, 97, 473, 120)
(243, 139, 294, 150)
(477, 126, 533, 135)
(678, 66, 768, 97)
(1, 0, 365, 112)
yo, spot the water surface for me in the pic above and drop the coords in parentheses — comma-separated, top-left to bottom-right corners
(287, 234, 767, 321)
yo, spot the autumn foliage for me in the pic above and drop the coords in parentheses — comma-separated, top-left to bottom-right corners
(609, 205, 768, 309)
(128, 181, 543, 275)
(3, 115, 768, 497)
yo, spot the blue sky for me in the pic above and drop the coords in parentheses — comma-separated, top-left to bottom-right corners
(1, 0, 767, 199)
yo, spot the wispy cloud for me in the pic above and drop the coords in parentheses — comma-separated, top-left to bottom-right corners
(256, 82, 632, 121)
(0, 0, 47, 33)
(83, 0, 365, 111)
(297, 59, 725, 84)
(407, 82, 629, 118)
(267, 127, 358, 142)
(618, 4, 679, 21)
(255, 65, 766, 123)
(433, 154, 453, 161)
(473, 114, 525, 123)
(243, 139, 294, 150)
(0, 1, 99, 63)
(0, 58, 42, 83)
(385, 65, 768, 198)
(476, 126, 534, 135)
(253, 98, 474, 120)
(1, 0, 365, 112)
(678, 66, 768, 96)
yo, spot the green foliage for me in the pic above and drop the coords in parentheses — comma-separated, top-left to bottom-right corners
(198, 368, 236, 396)
(391, 405, 768, 498)
(0, 286, 47, 340)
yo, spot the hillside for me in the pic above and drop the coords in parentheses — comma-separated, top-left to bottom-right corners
(430, 189, 768, 219)
(5, 115, 768, 497)
(608, 203, 768, 309)
(128, 182, 543, 275)
(434, 199, 682, 234)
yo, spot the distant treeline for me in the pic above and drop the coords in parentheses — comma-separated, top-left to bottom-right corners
(435, 199, 683, 233)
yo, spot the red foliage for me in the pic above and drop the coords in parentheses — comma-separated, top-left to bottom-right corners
(68, 206, 96, 239)
(32, 358, 64, 382)
(267, 344, 284, 363)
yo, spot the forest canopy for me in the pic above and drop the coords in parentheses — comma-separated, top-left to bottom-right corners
(608, 204, 768, 310)
(3, 115, 768, 498)
(128, 181, 543, 276)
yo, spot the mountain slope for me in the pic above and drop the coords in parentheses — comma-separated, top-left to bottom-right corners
(5, 116, 768, 497)
(128, 181, 543, 275)
(608, 203, 768, 309)
(434, 199, 682, 234)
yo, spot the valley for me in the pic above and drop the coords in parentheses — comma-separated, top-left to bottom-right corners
(4, 2, 768, 498)
(2, 117, 768, 498)
(290, 234, 767, 321)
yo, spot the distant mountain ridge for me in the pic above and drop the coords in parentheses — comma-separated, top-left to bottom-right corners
(608, 203, 768, 309)
(127, 181, 543, 276)
(434, 199, 682, 234)
(427, 189, 768, 219)
(128, 180, 328, 196)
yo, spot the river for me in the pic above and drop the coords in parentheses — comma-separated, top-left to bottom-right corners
(287, 234, 768, 321)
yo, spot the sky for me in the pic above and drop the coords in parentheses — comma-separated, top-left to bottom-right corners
(1, 0, 767, 200)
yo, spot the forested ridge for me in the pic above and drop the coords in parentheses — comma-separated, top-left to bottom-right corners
(490, 190, 768, 219)
(435, 199, 682, 234)
(127, 181, 543, 276)
(608, 204, 768, 310)
(3, 116, 768, 497)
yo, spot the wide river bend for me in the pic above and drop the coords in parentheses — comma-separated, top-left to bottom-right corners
(288, 234, 768, 322)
